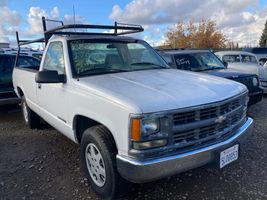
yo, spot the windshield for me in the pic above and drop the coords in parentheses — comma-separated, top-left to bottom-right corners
(241, 55, 258, 63)
(222, 54, 258, 64)
(174, 52, 225, 72)
(68, 39, 168, 76)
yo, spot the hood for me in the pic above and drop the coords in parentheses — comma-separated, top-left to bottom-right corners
(203, 68, 255, 79)
(228, 62, 267, 80)
(76, 69, 247, 114)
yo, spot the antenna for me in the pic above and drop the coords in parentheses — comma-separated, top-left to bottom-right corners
(73, 5, 76, 32)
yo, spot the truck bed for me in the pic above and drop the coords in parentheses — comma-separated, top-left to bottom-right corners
(12, 66, 39, 109)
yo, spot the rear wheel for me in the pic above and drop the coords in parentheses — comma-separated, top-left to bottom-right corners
(80, 125, 131, 199)
(21, 96, 40, 129)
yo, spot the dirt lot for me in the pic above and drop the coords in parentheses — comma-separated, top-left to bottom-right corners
(0, 99, 266, 200)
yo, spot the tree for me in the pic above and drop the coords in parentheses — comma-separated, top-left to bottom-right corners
(165, 19, 227, 49)
(259, 20, 267, 47)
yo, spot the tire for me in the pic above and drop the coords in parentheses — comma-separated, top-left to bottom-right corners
(80, 125, 131, 199)
(21, 96, 40, 129)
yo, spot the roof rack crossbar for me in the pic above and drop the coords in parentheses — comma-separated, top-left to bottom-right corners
(16, 31, 44, 47)
(40, 16, 143, 43)
(43, 18, 64, 26)
(16, 16, 144, 46)
(116, 22, 142, 27)
(44, 23, 143, 34)
(49, 32, 120, 36)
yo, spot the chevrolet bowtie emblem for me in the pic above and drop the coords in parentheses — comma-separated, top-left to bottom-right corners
(215, 116, 226, 124)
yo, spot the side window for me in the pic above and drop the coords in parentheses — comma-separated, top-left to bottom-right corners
(43, 42, 65, 74)
(161, 54, 173, 66)
(17, 57, 40, 70)
(0, 56, 4, 71)
(17, 57, 32, 66)
(127, 43, 159, 64)
(0, 55, 15, 73)
(222, 55, 240, 63)
(25, 57, 40, 66)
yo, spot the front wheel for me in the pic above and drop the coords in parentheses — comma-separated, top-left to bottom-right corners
(80, 125, 131, 199)
(21, 96, 40, 129)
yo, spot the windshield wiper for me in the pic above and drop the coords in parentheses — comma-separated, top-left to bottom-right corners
(78, 68, 129, 76)
(130, 62, 166, 68)
(200, 67, 224, 71)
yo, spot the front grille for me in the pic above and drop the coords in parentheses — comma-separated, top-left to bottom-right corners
(171, 93, 247, 152)
(260, 80, 267, 88)
(173, 97, 241, 126)
(232, 77, 255, 92)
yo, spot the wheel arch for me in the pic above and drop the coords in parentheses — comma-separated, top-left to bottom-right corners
(73, 115, 118, 150)
(17, 86, 24, 97)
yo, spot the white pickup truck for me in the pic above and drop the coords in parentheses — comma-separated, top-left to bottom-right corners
(13, 18, 253, 199)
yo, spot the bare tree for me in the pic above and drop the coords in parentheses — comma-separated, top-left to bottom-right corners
(259, 20, 267, 47)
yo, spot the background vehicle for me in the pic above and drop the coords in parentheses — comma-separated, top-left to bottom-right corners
(0, 47, 43, 60)
(0, 54, 40, 106)
(215, 51, 267, 93)
(13, 17, 253, 199)
(243, 48, 267, 65)
(159, 49, 263, 106)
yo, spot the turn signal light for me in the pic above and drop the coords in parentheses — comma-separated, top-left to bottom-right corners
(131, 118, 141, 141)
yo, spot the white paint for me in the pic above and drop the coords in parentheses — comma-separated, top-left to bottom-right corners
(13, 36, 247, 157)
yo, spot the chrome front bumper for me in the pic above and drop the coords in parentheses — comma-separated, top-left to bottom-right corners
(261, 87, 267, 93)
(260, 80, 267, 93)
(117, 117, 253, 183)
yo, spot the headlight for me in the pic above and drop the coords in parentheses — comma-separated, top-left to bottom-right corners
(130, 116, 169, 150)
(141, 118, 159, 136)
(133, 139, 167, 150)
(252, 77, 258, 86)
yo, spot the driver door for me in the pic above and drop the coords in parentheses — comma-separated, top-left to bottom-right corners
(37, 41, 71, 134)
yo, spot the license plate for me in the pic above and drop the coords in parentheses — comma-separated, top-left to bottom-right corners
(220, 144, 239, 168)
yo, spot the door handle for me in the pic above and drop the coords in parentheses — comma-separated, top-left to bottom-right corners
(38, 83, 42, 89)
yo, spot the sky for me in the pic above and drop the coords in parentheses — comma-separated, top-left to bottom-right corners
(0, 0, 267, 48)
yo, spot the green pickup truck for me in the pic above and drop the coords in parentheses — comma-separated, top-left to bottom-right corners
(0, 54, 40, 106)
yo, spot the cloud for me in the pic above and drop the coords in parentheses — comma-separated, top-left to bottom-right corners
(0, 0, 6, 7)
(0, 4, 87, 45)
(27, 7, 49, 35)
(109, 0, 266, 46)
(63, 14, 87, 24)
(109, 0, 256, 25)
(0, 5, 20, 43)
(50, 7, 60, 19)
(0, 3, 90, 46)
(25, 6, 87, 36)
(221, 7, 267, 46)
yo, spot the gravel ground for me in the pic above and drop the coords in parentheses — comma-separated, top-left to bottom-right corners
(0, 99, 266, 200)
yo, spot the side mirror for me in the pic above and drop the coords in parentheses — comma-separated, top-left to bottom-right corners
(35, 70, 64, 83)
(223, 61, 228, 68)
